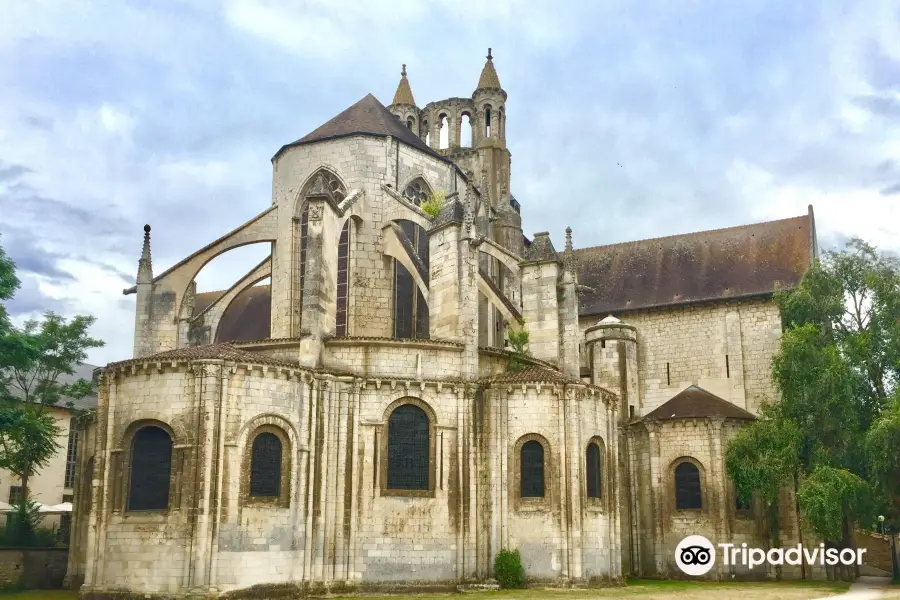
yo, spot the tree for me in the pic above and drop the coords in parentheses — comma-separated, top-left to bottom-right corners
(0, 236, 104, 510)
(727, 237, 900, 580)
(726, 412, 801, 549)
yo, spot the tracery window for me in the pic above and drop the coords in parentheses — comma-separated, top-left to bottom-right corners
(403, 177, 430, 206)
(674, 461, 702, 510)
(386, 404, 430, 491)
(520, 440, 545, 498)
(336, 220, 351, 336)
(586, 442, 602, 499)
(250, 432, 282, 497)
(393, 220, 429, 340)
(127, 426, 172, 511)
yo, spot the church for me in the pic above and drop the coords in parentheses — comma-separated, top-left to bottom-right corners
(66, 51, 820, 598)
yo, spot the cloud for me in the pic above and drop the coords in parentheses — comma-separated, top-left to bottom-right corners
(0, 0, 898, 365)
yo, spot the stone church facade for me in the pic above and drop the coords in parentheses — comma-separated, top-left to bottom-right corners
(67, 51, 820, 598)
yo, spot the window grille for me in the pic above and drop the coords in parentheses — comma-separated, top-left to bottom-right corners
(127, 426, 172, 511)
(336, 220, 351, 336)
(387, 404, 429, 490)
(403, 178, 429, 205)
(586, 443, 602, 499)
(249, 432, 282, 497)
(64, 418, 78, 488)
(520, 440, 545, 498)
(674, 462, 702, 509)
(8, 486, 23, 505)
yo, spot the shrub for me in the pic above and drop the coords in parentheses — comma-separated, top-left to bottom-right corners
(420, 189, 446, 218)
(493, 548, 525, 589)
(507, 323, 530, 372)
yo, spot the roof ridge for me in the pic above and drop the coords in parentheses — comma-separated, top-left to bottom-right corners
(574, 214, 808, 254)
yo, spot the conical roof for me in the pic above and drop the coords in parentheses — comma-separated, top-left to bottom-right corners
(273, 94, 448, 163)
(391, 64, 416, 106)
(642, 386, 755, 422)
(477, 48, 502, 90)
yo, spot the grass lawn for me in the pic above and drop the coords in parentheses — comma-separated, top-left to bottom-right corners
(330, 579, 851, 600)
(0, 580, 853, 600)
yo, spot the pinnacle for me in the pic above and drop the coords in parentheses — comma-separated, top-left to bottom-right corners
(391, 63, 416, 106)
(477, 47, 502, 90)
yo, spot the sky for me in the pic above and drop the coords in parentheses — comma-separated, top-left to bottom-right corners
(1, 0, 898, 366)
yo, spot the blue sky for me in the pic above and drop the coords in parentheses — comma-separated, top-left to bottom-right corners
(1, 0, 898, 365)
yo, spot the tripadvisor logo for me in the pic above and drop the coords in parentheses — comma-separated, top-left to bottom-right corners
(675, 535, 868, 576)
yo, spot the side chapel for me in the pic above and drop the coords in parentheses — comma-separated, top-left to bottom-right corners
(67, 50, 820, 598)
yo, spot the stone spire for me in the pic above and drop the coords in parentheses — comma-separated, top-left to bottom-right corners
(137, 224, 153, 283)
(391, 64, 416, 106)
(476, 48, 502, 90)
(563, 226, 578, 281)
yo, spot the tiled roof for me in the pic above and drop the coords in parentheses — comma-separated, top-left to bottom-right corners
(642, 385, 755, 422)
(274, 94, 448, 163)
(106, 343, 299, 369)
(480, 365, 585, 386)
(574, 213, 815, 316)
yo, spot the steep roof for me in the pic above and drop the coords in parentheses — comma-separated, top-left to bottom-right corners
(642, 385, 755, 422)
(274, 94, 448, 163)
(391, 64, 416, 106)
(575, 212, 815, 316)
(477, 49, 502, 90)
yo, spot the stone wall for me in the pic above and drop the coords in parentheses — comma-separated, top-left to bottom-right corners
(581, 297, 782, 416)
(0, 548, 68, 590)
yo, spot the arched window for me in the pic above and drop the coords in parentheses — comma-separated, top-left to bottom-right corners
(520, 440, 544, 498)
(127, 426, 172, 511)
(497, 108, 503, 139)
(393, 220, 429, 340)
(403, 178, 430, 206)
(674, 461, 702, 509)
(407, 117, 415, 130)
(336, 220, 351, 336)
(461, 113, 472, 147)
(485, 106, 492, 138)
(439, 114, 449, 149)
(386, 404, 430, 490)
(295, 169, 346, 334)
(250, 432, 282, 497)
(586, 442, 602, 499)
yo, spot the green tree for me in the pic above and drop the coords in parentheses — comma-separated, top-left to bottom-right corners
(727, 237, 900, 579)
(0, 236, 104, 510)
(726, 412, 801, 548)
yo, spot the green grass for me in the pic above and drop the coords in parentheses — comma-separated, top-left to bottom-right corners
(0, 592, 76, 599)
(0, 579, 852, 600)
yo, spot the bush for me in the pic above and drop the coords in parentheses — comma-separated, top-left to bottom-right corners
(507, 323, 531, 372)
(493, 548, 525, 589)
(420, 189, 446, 218)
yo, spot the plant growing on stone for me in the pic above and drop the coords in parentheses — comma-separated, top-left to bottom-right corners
(420, 189, 446, 218)
(493, 548, 525, 589)
(507, 322, 530, 372)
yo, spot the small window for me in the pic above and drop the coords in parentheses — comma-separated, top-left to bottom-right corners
(520, 440, 545, 498)
(736, 490, 752, 512)
(387, 404, 430, 491)
(586, 442, 602, 499)
(127, 426, 172, 511)
(250, 432, 282, 497)
(674, 461, 702, 510)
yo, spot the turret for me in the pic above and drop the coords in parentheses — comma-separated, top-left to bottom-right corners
(472, 48, 507, 148)
(387, 64, 422, 136)
(584, 315, 640, 424)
